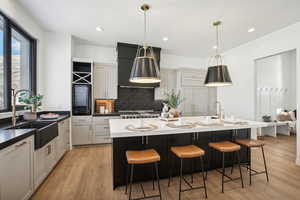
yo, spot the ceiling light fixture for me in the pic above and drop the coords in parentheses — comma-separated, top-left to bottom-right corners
(204, 21, 232, 87)
(96, 27, 104, 32)
(248, 28, 255, 33)
(129, 4, 160, 84)
(213, 45, 218, 49)
(163, 37, 168, 41)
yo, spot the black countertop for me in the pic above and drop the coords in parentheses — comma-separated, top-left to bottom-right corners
(0, 112, 70, 151)
(0, 129, 36, 150)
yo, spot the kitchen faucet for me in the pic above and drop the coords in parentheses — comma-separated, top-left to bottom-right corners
(216, 101, 223, 120)
(11, 89, 33, 127)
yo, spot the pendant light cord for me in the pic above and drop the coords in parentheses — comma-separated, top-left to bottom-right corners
(143, 9, 147, 51)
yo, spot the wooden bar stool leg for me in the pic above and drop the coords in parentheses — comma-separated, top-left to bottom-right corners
(261, 146, 269, 182)
(221, 152, 225, 193)
(154, 162, 162, 200)
(128, 164, 134, 200)
(179, 158, 183, 200)
(237, 151, 244, 188)
(200, 156, 208, 198)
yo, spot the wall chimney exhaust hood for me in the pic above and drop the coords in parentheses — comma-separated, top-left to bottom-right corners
(117, 42, 161, 88)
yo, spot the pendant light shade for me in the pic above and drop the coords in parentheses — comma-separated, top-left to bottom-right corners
(130, 48, 160, 83)
(204, 65, 232, 87)
(204, 21, 232, 87)
(129, 4, 160, 84)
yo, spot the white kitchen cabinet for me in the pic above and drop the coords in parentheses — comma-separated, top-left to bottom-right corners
(93, 64, 117, 99)
(72, 116, 93, 145)
(92, 116, 120, 144)
(0, 136, 34, 200)
(177, 69, 217, 116)
(56, 118, 70, 161)
(34, 138, 57, 189)
(155, 69, 177, 100)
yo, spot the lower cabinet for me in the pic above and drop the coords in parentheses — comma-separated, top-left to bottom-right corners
(0, 136, 34, 200)
(34, 138, 57, 189)
(72, 116, 93, 145)
(72, 116, 120, 145)
(34, 118, 70, 190)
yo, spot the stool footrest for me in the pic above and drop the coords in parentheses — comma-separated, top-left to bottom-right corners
(241, 164, 267, 176)
(130, 194, 162, 200)
(216, 169, 241, 181)
(180, 175, 206, 193)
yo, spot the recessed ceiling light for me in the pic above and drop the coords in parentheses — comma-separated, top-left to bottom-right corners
(213, 45, 218, 49)
(248, 28, 255, 33)
(96, 27, 104, 32)
(163, 37, 168, 41)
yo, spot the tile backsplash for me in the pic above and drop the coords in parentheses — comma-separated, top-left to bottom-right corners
(115, 87, 163, 111)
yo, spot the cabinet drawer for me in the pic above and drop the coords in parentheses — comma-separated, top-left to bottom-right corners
(93, 116, 120, 125)
(93, 125, 110, 136)
(93, 117, 109, 125)
(94, 136, 112, 144)
(72, 116, 92, 124)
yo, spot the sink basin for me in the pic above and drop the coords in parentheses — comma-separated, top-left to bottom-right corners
(11, 121, 55, 130)
(8, 121, 58, 150)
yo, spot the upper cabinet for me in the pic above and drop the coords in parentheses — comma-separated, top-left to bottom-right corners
(93, 64, 117, 99)
(176, 69, 217, 116)
(155, 68, 177, 100)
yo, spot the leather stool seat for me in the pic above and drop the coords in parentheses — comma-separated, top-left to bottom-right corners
(171, 145, 205, 159)
(208, 141, 241, 152)
(126, 149, 160, 164)
(235, 139, 264, 148)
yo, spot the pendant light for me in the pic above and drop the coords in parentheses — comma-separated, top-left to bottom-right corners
(129, 4, 160, 84)
(204, 21, 232, 87)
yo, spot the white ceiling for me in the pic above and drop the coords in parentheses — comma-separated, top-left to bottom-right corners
(17, 0, 300, 58)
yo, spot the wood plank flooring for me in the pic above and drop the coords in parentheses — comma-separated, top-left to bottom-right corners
(32, 135, 300, 200)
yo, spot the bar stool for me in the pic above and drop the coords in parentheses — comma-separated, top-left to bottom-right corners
(125, 149, 162, 200)
(168, 145, 207, 199)
(235, 139, 269, 185)
(208, 141, 244, 193)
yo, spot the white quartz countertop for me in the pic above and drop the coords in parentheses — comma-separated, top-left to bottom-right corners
(109, 116, 268, 138)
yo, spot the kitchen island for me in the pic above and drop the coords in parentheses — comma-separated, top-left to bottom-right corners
(109, 117, 267, 189)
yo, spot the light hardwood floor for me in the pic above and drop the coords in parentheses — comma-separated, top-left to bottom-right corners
(32, 135, 300, 200)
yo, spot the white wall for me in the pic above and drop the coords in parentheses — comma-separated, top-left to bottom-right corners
(73, 42, 206, 69)
(215, 22, 300, 165)
(255, 50, 297, 120)
(43, 32, 72, 110)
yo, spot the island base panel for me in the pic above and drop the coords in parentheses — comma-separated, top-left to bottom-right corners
(112, 129, 250, 189)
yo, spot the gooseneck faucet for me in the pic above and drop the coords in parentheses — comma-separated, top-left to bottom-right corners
(12, 89, 33, 127)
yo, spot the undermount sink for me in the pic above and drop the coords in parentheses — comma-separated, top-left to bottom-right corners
(8, 121, 58, 150)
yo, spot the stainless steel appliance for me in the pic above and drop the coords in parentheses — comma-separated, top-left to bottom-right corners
(119, 110, 160, 119)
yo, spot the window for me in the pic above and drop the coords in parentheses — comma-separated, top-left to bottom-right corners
(0, 11, 36, 112)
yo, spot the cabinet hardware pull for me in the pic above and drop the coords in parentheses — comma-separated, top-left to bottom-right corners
(15, 141, 27, 148)
(146, 136, 148, 144)
(142, 136, 144, 144)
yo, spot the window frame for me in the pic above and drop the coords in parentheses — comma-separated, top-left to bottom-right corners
(0, 10, 37, 113)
